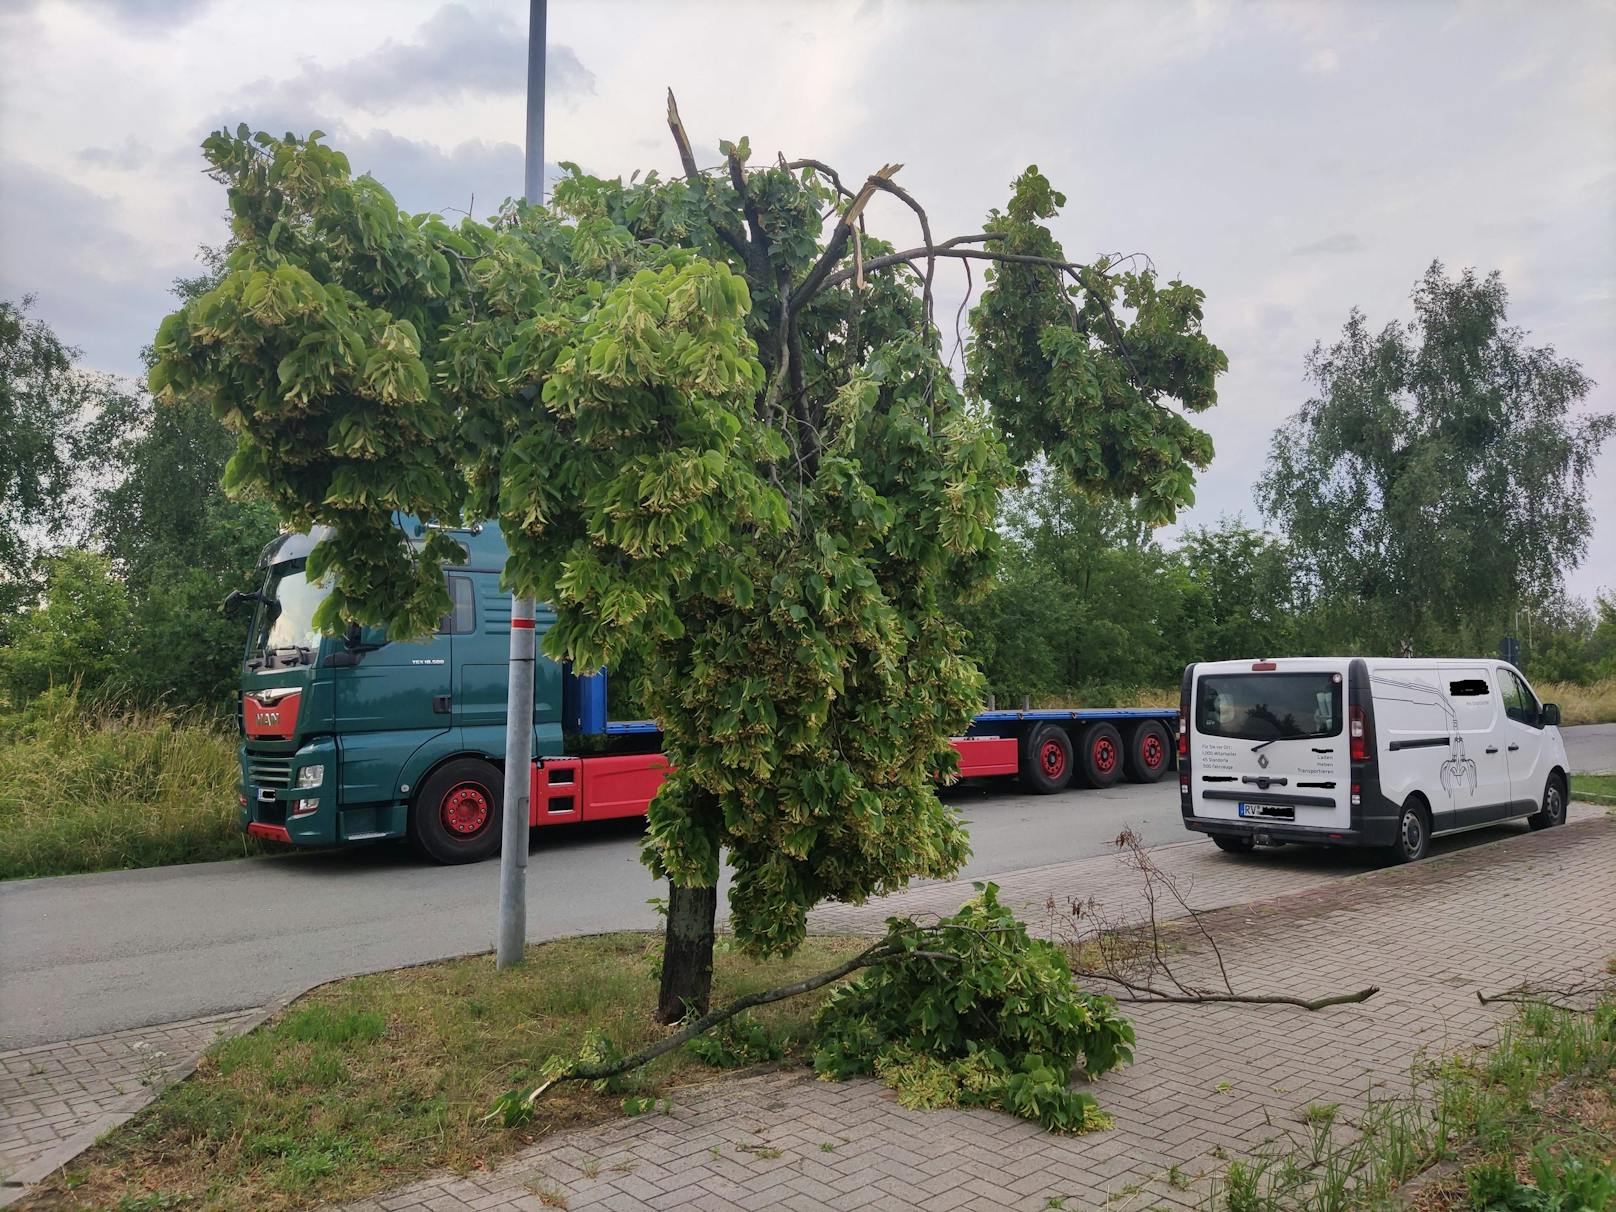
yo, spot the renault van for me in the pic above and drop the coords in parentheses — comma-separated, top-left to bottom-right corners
(1178, 658, 1570, 862)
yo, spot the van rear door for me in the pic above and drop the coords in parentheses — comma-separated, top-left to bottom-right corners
(1189, 664, 1351, 833)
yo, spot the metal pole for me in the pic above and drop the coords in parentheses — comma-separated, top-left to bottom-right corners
(497, 0, 547, 971)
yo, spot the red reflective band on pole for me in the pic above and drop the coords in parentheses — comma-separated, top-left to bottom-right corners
(511, 617, 536, 629)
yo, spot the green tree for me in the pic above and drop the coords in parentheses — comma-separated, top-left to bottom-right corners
(0, 297, 117, 630)
(1175, 518, 1300, 662)
(1257, 262, 1613, 654)
(151, 111, 1224, 1017)
(1, 549, 130, 704)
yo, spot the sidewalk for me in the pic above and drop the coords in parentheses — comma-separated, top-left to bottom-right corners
(329, 811, 1616, 1212)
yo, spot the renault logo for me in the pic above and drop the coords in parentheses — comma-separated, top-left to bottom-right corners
(1257, 753, 1270, 769)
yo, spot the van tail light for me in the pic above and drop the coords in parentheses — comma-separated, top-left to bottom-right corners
(1349, 706, 1368, 762)
(1350, 783, 1361, 807)
(1177, 708, 1188, 758)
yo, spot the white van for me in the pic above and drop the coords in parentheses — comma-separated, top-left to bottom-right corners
(1178, 658, 1570, 862)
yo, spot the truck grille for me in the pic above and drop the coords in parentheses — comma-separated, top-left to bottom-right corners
(248, 755, 293, 789)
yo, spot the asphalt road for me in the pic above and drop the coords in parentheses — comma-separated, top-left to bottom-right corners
(3, 724, 1612, 1050)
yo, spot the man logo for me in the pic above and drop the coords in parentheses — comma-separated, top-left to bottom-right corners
(255, 711, 278, 727)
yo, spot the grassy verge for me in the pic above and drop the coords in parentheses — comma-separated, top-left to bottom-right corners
(20, 932, 864, 1212)
(1570, 774, 1616, 807)
(1204, 980, 1616, 1212)
(1536, 677, 1616, 726)
(0, 690, 257, 881)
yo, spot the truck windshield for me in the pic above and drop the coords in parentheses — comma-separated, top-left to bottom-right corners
(248, 562, 329, 669)
(1196, 673, 1341, 742)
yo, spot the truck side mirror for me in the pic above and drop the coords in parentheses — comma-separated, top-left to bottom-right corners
(1540, 702, 1560, 727)
(221, 588, 262, 615)
(343, 622, 363, 650)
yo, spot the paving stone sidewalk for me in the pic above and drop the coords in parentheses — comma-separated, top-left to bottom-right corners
(332, 812, 1616, 1212)
(0, 1009, 260, 1199)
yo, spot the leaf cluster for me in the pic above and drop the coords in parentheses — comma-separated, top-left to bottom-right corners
(811, 883, 1135, 1132)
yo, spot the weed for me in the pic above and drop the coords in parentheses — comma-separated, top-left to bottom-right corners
(579, 1158, 600, 1179)
(820, 1141, 837, 1153)
(736, 1143, 784, 1160)
(1166, 1164, 1191, 1191)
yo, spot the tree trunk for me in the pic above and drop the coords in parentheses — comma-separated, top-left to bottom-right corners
(656, 881, 718, 1024)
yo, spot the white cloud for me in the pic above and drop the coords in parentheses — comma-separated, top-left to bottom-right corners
(1307, 47, 1340, 72)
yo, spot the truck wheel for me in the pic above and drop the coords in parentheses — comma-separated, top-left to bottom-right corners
(410, 758, 505, 864)
(1385, 797, 1430, 864)
(1021, 726, 1074, 794)
(1078, 723, 1124, 789)
(1528, 774, 1567, 830)
(1123, 721, 1171, 783)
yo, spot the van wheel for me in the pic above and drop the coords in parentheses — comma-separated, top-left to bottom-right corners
(1124, 721, 1171, 783)
(1213, 835, 1255, 855)
(1079, 723, 1125, 789)
(1386, 798, 1430, 864)
(409, 758, 505, 864)
(1021, 726, 1074, 794)
(1528, 775, 1567, 831)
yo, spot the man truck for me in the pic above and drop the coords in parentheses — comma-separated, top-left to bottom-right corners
(235, 520, 1178, 863)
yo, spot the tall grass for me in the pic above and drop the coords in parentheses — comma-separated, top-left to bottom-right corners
(0, 688, 258, 880)
(1535, 677, 1616, 726)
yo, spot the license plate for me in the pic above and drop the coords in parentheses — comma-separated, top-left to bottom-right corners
(1238, 802, 1261, 817)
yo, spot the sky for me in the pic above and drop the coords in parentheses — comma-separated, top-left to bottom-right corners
(2, 0, 1612, 602)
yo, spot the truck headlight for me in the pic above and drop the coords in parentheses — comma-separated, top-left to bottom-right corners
(297, 764, 324, 789)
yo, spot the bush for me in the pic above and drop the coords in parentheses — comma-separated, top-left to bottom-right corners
(0, 688, 256, 879)
(1, 549, 130, 705)
(812, 883, 1134, 1132)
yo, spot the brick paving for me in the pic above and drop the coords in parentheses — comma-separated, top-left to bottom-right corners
(329, 811, 1616, 1212)
(0, 1009, 259, 1192)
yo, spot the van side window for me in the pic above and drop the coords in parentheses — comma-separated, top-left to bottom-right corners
(438, 575, 475, 635)
(1500, 669, 1539, 727)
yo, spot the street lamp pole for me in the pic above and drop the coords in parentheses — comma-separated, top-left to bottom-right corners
(497, 0, 546, 971)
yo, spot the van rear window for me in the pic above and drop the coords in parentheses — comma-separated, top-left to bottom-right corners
(1196, 673, 1342, 742)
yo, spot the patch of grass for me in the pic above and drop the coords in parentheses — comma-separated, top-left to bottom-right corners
(1536, 677, 1616, 727)
(1202, 989, 1616, 1212)
(1570, 773, 1616, 807)
(18, 933, 862, 1212)
(0, 689, 258, 880)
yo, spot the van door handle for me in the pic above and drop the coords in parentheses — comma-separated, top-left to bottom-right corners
(433, 694, 452, 714)
(1507, 743, 1519, 752)
(1485, 746, 1498, 754)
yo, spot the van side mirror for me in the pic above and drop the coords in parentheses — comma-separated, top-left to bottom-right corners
(1540, 702, 1560, 727)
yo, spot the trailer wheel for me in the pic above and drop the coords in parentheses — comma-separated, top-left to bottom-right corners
(1123, 721, 1171, 783)
(1021, 725, 1074, 794)
(409, 757, 505, 865)
(1078, 722, 1124, 789)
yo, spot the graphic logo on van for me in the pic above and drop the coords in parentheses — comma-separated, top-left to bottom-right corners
(1370, 674, 1478, 798)
(1257, 753, 1270, 769)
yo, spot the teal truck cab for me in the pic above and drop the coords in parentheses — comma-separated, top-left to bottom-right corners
(236, 518, 665, 863)
(237, 519, 1179, 863)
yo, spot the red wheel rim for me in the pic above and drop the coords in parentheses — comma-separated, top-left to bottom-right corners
(1142, 734, 1165, 770)
(1040, 739, 1067, 780)
(441, 782, 491, 837)
(1093, 737, 1117, 773)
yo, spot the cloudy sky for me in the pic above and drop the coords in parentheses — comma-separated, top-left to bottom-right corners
(3, 0, 1612, 601)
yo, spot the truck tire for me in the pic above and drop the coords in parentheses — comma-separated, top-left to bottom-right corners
(1021, 725, 1074, 794)
(409, 757, 505, 864)
(1123, 721, 1171, 783)
(1078, 722, 1124, 789)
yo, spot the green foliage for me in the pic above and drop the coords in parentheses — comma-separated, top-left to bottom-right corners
(812, 884, 1135, 1132)
(682, 1010, 785, 1068)
(967, 168, 1226, 526)
(1257, 261, 1614, 654)
(1, 549, 131, 703)
(149, 120, 1222, 966)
